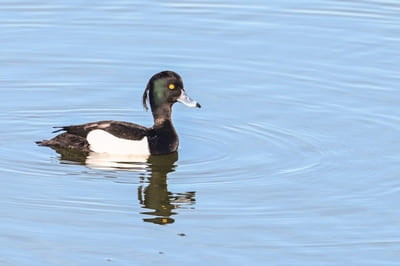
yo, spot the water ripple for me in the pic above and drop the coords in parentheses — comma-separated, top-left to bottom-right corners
(174, 117, 325, 184)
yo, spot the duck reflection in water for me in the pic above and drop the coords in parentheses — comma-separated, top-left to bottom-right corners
(138, 153, 195, 225)
(51, 147, 195, 225)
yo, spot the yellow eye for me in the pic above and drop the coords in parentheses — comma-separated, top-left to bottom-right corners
(168, 83, 175, 90)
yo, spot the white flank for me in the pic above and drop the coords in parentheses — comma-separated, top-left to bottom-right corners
(87, 129, 150, 155)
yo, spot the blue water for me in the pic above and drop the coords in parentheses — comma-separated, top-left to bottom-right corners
(1, 1, 400, 265)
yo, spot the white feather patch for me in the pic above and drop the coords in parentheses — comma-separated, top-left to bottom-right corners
(87, 129, 150, 155)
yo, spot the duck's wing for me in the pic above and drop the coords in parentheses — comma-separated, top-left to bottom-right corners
(54, 120, 149, 140)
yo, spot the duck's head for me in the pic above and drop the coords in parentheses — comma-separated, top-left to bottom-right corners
(143, 71, 200, 120)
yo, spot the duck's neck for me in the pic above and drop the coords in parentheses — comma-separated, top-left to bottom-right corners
(153, 117, 173, 127)
(151, 104, 173, 127)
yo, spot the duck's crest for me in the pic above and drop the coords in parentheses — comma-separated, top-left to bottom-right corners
(142, 81, 150, 111)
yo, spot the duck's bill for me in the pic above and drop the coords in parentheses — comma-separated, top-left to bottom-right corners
(177, 90, 201, 108)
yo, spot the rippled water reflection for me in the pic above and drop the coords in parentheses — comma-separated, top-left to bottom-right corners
(1, 0, 400, 265)
(53, 148, 194, 225)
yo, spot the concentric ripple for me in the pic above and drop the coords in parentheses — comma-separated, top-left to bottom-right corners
(172, 116, 326, 184)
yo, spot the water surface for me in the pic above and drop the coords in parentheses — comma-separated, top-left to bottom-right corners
(1, 0, 400, 265)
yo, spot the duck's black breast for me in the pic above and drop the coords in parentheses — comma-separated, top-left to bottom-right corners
(147, 120, 179, 155)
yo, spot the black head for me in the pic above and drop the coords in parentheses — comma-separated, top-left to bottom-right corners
(142, 71, 200, 120)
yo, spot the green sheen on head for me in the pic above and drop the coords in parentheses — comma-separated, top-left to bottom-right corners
(142, 71, 200, 119)
(151, 79, 168, 108)
(142, 71, 184, 111)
